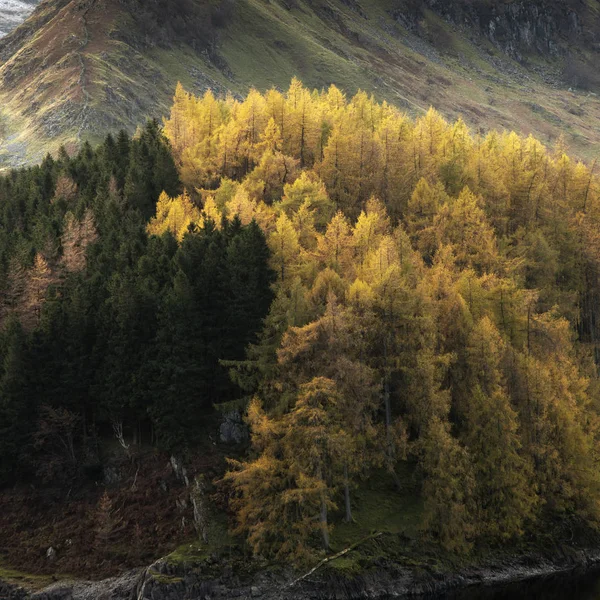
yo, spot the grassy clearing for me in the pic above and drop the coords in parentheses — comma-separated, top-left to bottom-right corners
(325, 463, 424, 575)
(332, 465, 423, 547)
(0, 563, 59, 591)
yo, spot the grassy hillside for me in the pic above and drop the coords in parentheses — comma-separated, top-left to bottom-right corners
(1, 0, 600, 166)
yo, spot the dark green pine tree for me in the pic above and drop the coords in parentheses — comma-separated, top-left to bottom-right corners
(221, 217, 276, 378)
(0, 320, 35, 484)
(148, 219, 274, 448)
(150, 222, 228, 447)
(124, 120, 180, 219)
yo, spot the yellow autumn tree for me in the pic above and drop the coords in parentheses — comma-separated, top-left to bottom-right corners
(147, 190, 202, 241)
(158, 80, 600, 561)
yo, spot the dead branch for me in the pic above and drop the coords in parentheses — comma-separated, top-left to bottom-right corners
(288, 531, 383, 588)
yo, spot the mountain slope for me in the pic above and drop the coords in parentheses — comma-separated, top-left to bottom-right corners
(2, 0, 600, 166)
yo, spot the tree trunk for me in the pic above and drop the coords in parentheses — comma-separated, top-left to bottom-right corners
(320, 496, 329, 551)
(383, 334, 392, 457)
(343, 463, 352, 523)
(317, 464, 329, 551)
(383, 332, 402, 491)
(81, 400, 87, 440)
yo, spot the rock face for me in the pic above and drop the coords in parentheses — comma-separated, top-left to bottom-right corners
(0, 0, 38, 37)
(425, 0, 586, 59)
(219, 410, 249, 445)
(395, 0, 591, 61)
(28, 568, 143, 600)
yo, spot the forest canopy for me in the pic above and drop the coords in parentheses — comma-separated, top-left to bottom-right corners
(3, 79, 600, 565)
(161, 80, 600, 560)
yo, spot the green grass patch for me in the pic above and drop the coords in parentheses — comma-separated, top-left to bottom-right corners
(325, 463, 424, 575)
(0, 563, 58, 591)
(149, 573, 184, 584)
(331, 464, 423, 545)
(219, 0, 372, 95)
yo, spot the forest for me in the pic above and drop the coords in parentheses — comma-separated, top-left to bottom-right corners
(0, 120, 274, 485)
(3, 79, 600, 565)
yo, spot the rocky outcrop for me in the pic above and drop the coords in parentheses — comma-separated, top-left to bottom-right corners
(219, 410, 248, 445)
(393, 0, 595, 62)
(24, 569, 143, 600)
(0, 581, 27, 599)
(427, 0, 584, 58)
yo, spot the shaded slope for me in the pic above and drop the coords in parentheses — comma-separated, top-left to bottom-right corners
(1, 0, 600, 165)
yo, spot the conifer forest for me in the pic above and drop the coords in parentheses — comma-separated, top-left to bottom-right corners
(4, 81, 600, 582)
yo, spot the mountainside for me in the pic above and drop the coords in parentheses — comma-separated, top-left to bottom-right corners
(2, 0, 600, 166)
